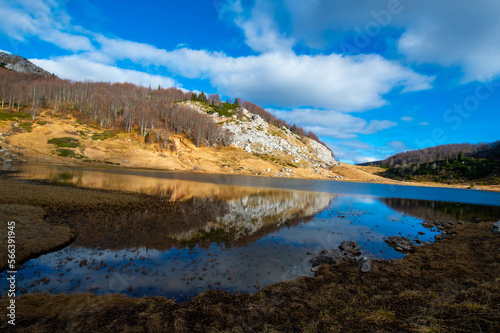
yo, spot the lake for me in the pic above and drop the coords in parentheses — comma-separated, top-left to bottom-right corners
(3, 164, 500, 301)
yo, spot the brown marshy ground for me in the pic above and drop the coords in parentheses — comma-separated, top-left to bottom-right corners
(0, 177, 499, 332)
(0, 205, 74, 272)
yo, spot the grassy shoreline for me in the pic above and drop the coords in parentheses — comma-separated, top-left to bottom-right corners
(0, 176, 499, 332)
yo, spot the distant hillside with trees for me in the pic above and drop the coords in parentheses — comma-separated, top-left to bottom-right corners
(361, 142, 500, 185)
(360, 142, 500, 167)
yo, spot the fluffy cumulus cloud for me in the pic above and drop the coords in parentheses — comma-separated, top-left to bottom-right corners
(31, 55, 177, 88)
(58, 36, 431, 111)
(269, 108, 397, 139)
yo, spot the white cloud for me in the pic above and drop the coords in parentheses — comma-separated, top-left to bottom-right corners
(0, 49, 11, 54)
(401, 116, 413, 122)
(395, 1, 500, 82)
(233, 2, 295, 53)
(85, 36, 433, 111)
(0, 0, 93, 52)
(323, 139, 381, 164)
(387, 140, 406, 150)
(240, 0, 500, 82)
(419, 122, 430, 126)
(352, 156, 378, 164)
(30, 55, 177, 88)
(269, 108, 397, 139)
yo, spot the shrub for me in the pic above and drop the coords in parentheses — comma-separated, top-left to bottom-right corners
(91, 130, 116, 141)
(48, 137, 80, 148)
(19, 122, 33, 132)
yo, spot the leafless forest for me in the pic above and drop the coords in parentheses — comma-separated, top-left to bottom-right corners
(0, 69, 323, 148)
(362, 142, 500, 168)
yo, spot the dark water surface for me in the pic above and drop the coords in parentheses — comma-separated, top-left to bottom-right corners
(3, 164, 500, 301)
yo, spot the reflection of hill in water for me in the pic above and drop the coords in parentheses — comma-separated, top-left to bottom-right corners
(174, 190, 336, 245)
(14, 165, 335, 248)
(382, 198, 500, 222)
(19, 165, 291, 201)
(15, 165, 335, 250)
(65, 189, 334, 251)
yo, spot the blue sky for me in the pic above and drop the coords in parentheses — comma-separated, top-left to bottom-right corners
(1, 0, 499, 164)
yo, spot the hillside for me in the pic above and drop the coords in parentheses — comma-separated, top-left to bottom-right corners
(0, 105, 345, 178)
(0, 54, 357, 180)
(358, 142, 500, 187)
(360, 142, 500, 167)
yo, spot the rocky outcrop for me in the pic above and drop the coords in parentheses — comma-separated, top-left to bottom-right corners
(0, 132, 21, 165)
(339, 240, 361, 254)
(491, 221, 500, 234)
(311, 240, 368, 273)
(358, 256, 372, 273)
(183, 101, 338, 169)
(310, 249, 355, 267)
(385, 236, 415, 252)
(0, 52, 53, 78)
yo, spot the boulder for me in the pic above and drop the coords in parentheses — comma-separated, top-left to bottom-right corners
(435, 234, 446, 241)
(491, 221, 500, 234)
(422, 221, 435, 228)
(385, 236, 415, 252)
(358, 257, 372, 273)
(310, 249, 354, 267)
(339, 240, 361, 254)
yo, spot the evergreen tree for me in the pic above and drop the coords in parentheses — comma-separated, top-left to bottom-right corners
(198, 91, 207, 102)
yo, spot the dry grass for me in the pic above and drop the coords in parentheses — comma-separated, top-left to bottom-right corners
(0, 204, 74, 271)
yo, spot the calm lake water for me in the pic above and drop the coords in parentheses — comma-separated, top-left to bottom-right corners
(4, 164, 500, 301)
